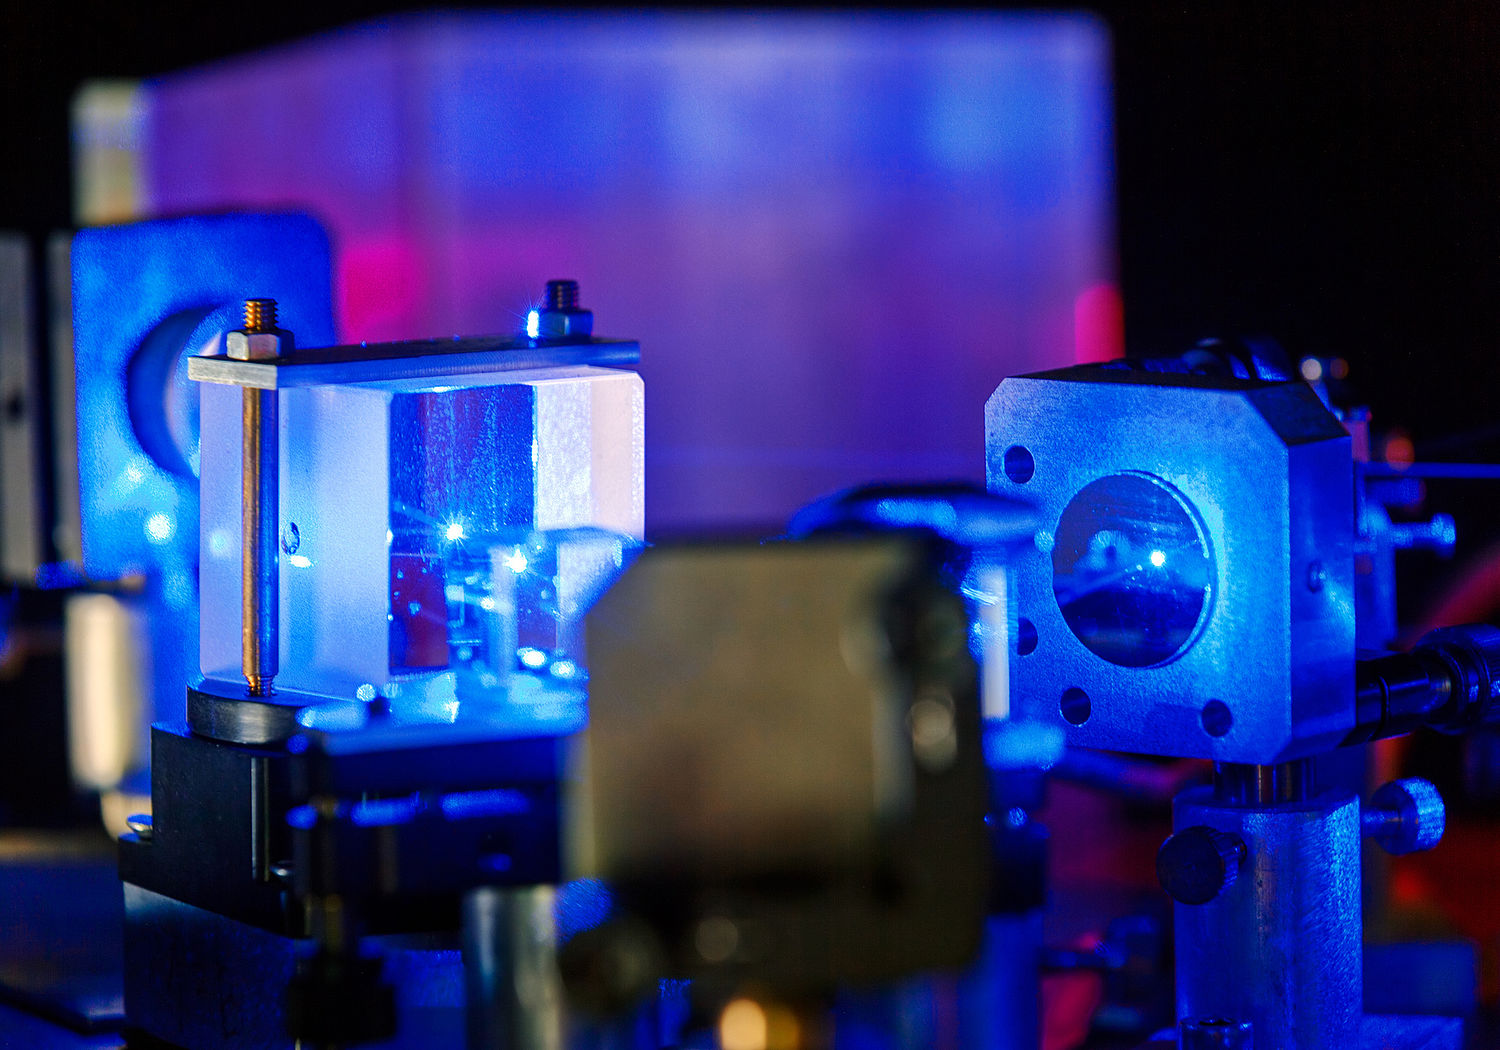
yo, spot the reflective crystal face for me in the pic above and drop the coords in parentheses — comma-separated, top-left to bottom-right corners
(1051, 472, 1213, 668)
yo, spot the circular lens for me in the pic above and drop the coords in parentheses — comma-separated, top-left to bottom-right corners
(1052, 472, 1213, 668)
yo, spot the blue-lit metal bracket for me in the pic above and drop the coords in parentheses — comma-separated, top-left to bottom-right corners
(986, 368, 1355, 764)
(188, 336, 639, 389)
(72, 213, 335, 578)
(70, 213, 336, 734)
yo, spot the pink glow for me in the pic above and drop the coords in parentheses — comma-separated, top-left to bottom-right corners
(1074, 281, 1125, 364)
(144, 14, 1115, 528)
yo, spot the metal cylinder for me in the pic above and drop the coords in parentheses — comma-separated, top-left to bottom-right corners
(462, 886, 565, 1050)
(242, 385, 278, 695)
(1212, 760, 1314, 806)
(956, 911, 1042, 1050)
(1179, 1016, 1253, 1050)
(1172, 786, 1361, 1050)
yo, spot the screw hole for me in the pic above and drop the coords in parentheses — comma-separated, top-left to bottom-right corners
(1002, 445, 1035, 484)
(1060, 687, 1091, 725)
(1016, 617, 1038, 656)
(1201, 699, 1232, 737)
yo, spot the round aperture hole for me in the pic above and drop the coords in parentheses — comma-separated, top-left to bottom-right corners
(1002, 445, 1035, 484)
(1051, 471, 1214, 668)
(1201, 699, 1232, 737)
(126, 303, 241, 480)
(1060, 687, 1091, 725)
(1016, 617, 1038, 655)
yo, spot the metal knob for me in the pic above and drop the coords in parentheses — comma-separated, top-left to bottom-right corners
(1390, 514, 1456, 555)
(1363, 777, 1446, 855)
(1418, 624, 1500, 731)
(1156, 826, 1247, 905)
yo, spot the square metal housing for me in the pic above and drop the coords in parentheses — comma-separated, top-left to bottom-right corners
(986, 368, 1353, 763)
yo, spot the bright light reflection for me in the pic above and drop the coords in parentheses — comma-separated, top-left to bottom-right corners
(145, 513, 175, 543)
(519, 647, 547, 669)
(1149, 549, 1166, 568)
(288, 554, 312, 568)
(526, 309, 540, 339)
(445, 521, 466, 542)
(503, 548, 528, 573)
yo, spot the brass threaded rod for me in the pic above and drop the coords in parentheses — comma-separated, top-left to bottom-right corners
(239, 298, 283, 697)
(244, 298, 277, 333)
(243, 386, 278, 696)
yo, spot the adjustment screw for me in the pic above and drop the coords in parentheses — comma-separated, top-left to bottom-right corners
(243, 297, 277, 332)
(530, 279, 593, 341)
(1156, 825, 1246, 905)
(1364, 777, 1446, 855)
(227, 297, 293, 361)
(1390, 514, 1457, 555)
(545, 279, 580, 311)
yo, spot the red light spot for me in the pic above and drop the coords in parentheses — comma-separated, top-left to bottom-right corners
(1383, 432, 1416, 470)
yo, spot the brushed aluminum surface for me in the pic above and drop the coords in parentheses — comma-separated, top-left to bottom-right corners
(986, 369, 1355, 762)
(1173, 787, 1362, 1050)
(188, 337, 639, 389)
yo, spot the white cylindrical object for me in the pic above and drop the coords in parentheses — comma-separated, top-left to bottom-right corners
(65, 591, 148, 791)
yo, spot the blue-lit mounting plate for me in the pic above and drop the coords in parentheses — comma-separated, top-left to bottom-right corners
(187, 337, 639, 389)
(71, 213, 335, 730)
(72, 213, 336, 580)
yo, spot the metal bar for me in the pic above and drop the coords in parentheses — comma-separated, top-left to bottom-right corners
(0, 234, 42, 580)
(1364, 462, 1500, 480)
(46, 233, 80, 565)
(188, 337, 640, 389)
(1213, 760, 1316, 806)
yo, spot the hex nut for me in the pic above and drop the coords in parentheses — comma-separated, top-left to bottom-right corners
(534, 308, 594, 341)
(226, 329, 292, 361)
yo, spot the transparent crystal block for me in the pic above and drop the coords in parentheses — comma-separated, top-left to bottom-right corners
(442, 526, 640, 709)
(199, 365, 643, 703)
(299, 526, 640, 736)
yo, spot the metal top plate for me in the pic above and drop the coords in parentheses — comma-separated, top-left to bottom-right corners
(188, 336, 640, 389)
